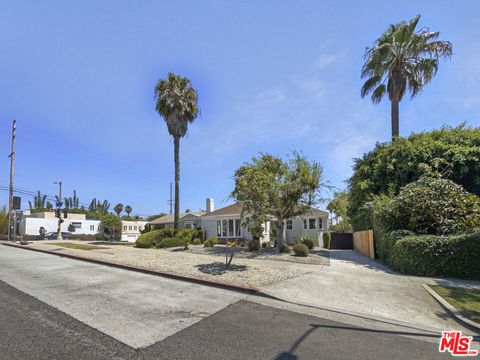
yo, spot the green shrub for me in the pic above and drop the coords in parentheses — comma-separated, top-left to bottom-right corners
(204, 237, 218, 247)
(177, 229, 196, 241)
(248, 239, 260, 251)
(192, 239, 202, 245)
(375, 229, 414, 266)
(293, 243, 309, 257)
(279, 244, 291, 253)
(392, 232, 480, 279)
(135, 230, 164, 248)
(299, 235, 315, 249)
(157, 237, 187, 249)
(373, 176, 480, 236)
(195, 229, 205, 242)
(322, 232, 330, 249)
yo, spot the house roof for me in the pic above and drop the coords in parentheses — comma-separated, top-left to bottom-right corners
(148, 211, 206, 225)
(202, 203, 243, 217)
(203, 203, 328, 218)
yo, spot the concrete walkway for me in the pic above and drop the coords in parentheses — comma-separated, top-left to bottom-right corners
(0, 245, 243, 348)
(261, 250, 480, 331)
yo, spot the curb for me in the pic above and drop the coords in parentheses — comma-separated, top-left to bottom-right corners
(1, 243, 260, 295)
(422, 284, 480, 334)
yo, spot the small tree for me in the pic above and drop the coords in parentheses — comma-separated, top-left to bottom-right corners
(232, 152, 325, 248)
(114, 203, 123, 216)
(99, 214, 122, 241)
(67, 223, 76, 233)
(125, 205, 132, 217)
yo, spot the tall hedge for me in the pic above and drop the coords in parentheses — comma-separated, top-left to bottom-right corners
(392, 233, 480, 279)
(348, 124, 480, 230)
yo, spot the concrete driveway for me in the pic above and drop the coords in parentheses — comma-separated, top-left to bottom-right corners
(261, 250, 479, 331)
(0, 245, 243, 348)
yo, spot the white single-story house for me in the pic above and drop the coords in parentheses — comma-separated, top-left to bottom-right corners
(148, 211, 206, 230)
(21, 211, 146, 242)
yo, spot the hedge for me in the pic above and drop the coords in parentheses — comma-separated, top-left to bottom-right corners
(135, 228, 202, 248)
(392, 232, 480, 279)
(157, 237, 188, 249)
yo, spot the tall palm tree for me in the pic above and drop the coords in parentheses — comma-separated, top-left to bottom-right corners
(154, 73, 199, 230)
(125, 205, 132, 217)
(114, 203, 123, 216)
(361, 15, 452, 141)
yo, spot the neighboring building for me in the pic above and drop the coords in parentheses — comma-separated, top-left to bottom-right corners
(148, 211, 206, 229)
(21, 211, 147, 242)
(121, 220, 148, 242)
(283, 208, 329, 244)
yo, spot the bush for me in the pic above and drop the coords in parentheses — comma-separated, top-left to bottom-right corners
(373, 176, 480, 236)
(248, 239, 260, 251)
(72, 234, 98, 241)
(299, 235, 315, 249)
(95, 233, 108, 241)
(195, 229, 205, 242)
(279, 244, 291, 253)
(392, 232, 480, 279)
(348, 124, 480, 230)
(157, 237, 187, 249)
(204, 237, 218, 247)
(135, 230, 163, 248)
(192, 239, 202, 245)
(262, 241, 272, 248)
(322, 232, 330, 249)
(375, 229, 414, 266)
(293, 243, 309, 257)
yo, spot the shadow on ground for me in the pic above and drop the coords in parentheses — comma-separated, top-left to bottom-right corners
(195, 262, 248, 276)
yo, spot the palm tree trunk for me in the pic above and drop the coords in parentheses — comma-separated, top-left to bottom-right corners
(173, 136, 180, 230)
(391, 99, 400, 141)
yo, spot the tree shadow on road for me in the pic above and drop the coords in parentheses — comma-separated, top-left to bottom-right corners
(195, 262, 248, 276)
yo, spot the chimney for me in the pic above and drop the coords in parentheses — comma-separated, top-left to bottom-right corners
(206, 198, 214, 213)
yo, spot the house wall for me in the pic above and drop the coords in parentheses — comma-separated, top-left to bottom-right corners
(284, 215, 328, 244)
(22, 217, 100, 236)
(121, 220, 148, 242)
(200, 216, 270, 243)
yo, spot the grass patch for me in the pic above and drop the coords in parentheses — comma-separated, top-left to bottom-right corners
(430, 285, 480, 323)
(45, 242, 109, 251)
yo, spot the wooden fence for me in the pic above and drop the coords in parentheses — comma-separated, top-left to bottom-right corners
(353, 230, 374, 259)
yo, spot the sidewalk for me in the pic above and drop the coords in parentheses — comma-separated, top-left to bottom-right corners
(261, 250, 480, 332)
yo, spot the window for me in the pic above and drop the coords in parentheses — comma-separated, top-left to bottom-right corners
(309, 218, 316, 229)
(129, 226, 132, 230)
(222, 220, 228, 237)
(303, 219, 307, 229)
(216, 221, 222, 237)
(286, 219, 293, 230)
(90, 225, 95, 231)
(235, 219, 241, 236)
(228, 219, 234, 236)
(318, 217, 323, 230)
(71, 222, 82, 229)
(123, 225, 127, 231)
(134, 226, 137, 230)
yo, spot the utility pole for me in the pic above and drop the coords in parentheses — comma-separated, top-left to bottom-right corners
(168, 182, 173, 214)
(54, 181, 63, 240)
(7, 120, 16, 242)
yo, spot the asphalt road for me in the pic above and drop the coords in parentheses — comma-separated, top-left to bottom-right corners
(0, 278, 451, 360)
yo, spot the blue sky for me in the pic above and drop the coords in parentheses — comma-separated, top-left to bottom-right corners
(0, 1, 479, 217)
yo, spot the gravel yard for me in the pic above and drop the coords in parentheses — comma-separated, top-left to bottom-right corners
(26, 241, 326, 288)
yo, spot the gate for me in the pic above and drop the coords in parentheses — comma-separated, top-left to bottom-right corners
(329, 232, 353, 249)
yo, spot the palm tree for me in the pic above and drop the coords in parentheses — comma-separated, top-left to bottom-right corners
(154, 73, 199, 230)
(125, 205, 132, 217)
(361, 15, 452, 141)
(114, 203, 123, 216)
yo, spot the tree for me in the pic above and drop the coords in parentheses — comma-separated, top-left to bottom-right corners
(231, 152, 324, 248)
(327, 191, 352, 232)
(114, 203, 123, 216)
(99, 213, 122, 241)
(348, 124, 480, 230)
(125, 205, 132, 217)
(67, 223, 76, 233)
(154, 73, 199, 230)
(361, 15, 452, 141)
(0, 206, 8, 235)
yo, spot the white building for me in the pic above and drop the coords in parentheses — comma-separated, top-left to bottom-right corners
(22, 211, 147, 242)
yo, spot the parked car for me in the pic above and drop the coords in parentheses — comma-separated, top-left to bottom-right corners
(44, 232, 72, 240)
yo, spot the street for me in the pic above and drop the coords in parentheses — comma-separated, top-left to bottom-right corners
(0, 245, 459, 359)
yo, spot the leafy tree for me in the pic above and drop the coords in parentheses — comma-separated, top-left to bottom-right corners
(348, 124, 480, 230)
(114, 203, 123, 216)
(373, 175, 480, 236)
(155, 73, 199, 230)
(67, 223, 76, 233)
(125, 205, 132, 217)
(231, 152, 324, 248)
(99, 213, 122, 241)
(361, 15, 452, 140)
(0, 206, 8, 235)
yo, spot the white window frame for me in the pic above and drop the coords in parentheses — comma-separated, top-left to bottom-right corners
(309, 218, 317, 230)
(286, 219, 293, 230)
(318, 217, 324, 230)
